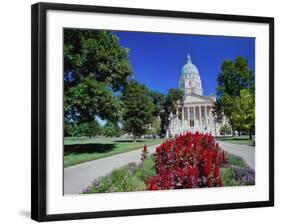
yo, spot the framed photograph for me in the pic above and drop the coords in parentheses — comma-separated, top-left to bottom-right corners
(31, 2, 274, 222)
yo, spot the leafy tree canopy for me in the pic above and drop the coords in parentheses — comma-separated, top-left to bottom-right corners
(232, 89, 255, 138)
(148, 91, 165, 117)
(214, 57, 255, 136)
(212, 99, 224, 124)
(64, 29, 133, 124)
(64, 76, 123, 123)
(104, 121, 121, 137)
(79, 120, 102, 138)
(121, 80, 155, 141)
(64, 29, 133, 91)
(65, 120, 102, 138)
(217, 56, 255, 98)
(146, 117, 161, 136)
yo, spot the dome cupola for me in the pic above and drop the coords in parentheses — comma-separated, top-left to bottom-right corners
(179, 54, 203, 96)
(181, 54, 199, 76)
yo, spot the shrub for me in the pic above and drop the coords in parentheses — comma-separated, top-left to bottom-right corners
(83, 155, 156, 193)
(222, 166, 255, 186)
(227, 153, 247, 168)
(221, 166, 240, 186)
(146, 132, 227, 190)
(220, 124, 231, 135)
(136, 154, 156, 181)
(83, 165, 147, 193)
(84, 175, 112, 193)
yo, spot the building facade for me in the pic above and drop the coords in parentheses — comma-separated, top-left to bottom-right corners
(169, 54, 223, 137)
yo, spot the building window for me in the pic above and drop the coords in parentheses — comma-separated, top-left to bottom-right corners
(189, 81, 192, 86)
(190, 120, 194, 127)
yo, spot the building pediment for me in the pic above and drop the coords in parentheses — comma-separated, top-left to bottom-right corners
(181, 94, 215, 104)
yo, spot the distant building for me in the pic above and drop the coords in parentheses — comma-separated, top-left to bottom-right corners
(169, 54, 226, 137)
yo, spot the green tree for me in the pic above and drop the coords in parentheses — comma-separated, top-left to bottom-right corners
(159, 88, 184, 135)
(147, 91, 165, 136)
(146, 117, 161, 136)
(64, 29, 133, 125)
(78, 120, 102, 138)
(121, 80, 155, 142)
(64, 76, 123, 123)
(149, 91, 165, 117)
(220, 124, 232, 135)
(64, 122, 80, 137)
(64, 121, 73, 137)
(104, 121, 121, 137)
(232, 89, 255, 139)
(214, 57, 255, 136)
(212, 99, 224, 124)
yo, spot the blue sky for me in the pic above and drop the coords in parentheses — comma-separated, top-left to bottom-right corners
(114, 31, 255, 96)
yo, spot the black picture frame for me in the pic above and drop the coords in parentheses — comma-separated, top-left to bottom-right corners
(31, 2, 274, 222)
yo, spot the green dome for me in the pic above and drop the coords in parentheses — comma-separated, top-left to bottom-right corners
(181, 54, 199, 76)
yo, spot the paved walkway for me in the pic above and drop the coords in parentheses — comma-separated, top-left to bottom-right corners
(64, 144, 160, 195)
(217, 141, 255, 169)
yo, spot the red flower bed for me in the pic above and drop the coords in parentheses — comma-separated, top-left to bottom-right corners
(146, 132, 227, 190)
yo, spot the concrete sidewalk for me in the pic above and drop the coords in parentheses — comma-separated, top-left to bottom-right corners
(64, 144, 160, 195)
(217, 141, 255, 169)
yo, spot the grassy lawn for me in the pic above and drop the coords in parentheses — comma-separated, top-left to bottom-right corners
(215, 135, 255, 146)
(64, 137, 164, 167)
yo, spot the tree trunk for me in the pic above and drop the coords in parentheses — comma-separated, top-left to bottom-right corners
(134, 135, 136, 142)
(249, 130, 252, 139)
(231, 125, 235, 136)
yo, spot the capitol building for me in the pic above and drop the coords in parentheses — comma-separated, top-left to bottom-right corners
(168, 54, 224, 137)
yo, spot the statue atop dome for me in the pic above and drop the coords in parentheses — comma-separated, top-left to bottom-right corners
(187, 53, 192, 64)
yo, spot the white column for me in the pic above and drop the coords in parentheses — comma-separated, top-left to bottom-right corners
(181, 106, 184, 128)
(207, 106, 210, 127)
(190, 107, 194, 128)
(194, 106, 198, 128)
(205, 105, 208, 130)
(187, 106, 190, 128)
(209, 106, 212, 126)
(193, 106, 196, 128)
(176, 107, 179, 130)
(199, 105, 202, 127)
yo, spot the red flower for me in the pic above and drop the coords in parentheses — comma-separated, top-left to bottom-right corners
(147, 176, 159, 190)
(143, 145, 147, 152)
(214, 162, 220, 177)
(204, 160, 211, 177)
(207, 178, 213, 187)
(141, 145, 148, 161)
(146, 132, 226, 190)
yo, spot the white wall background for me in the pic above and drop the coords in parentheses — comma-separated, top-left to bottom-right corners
(0, 0, 279, 223)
